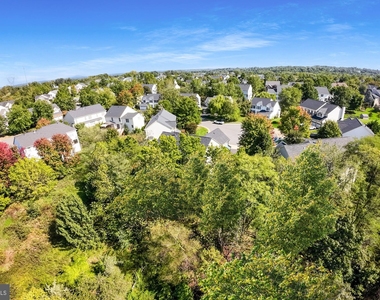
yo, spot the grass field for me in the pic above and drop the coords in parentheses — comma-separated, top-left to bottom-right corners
(196, 126, 209, 136)
(345, 108, 380, 124)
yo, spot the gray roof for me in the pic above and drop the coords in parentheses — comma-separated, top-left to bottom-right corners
(0, 100, 15, 107)
(239, 84, 251, 90)
(251, 97, 275, 107)
(124, 112, 139, 119)
(277, 137, 355, 159)
(105, 106, 137, 118)
(142, 94, 161, 103)
(13, 123, 75, 148)
(66, 104, 105, 119)
(315, 103, 339, 116)
(266, 81, 281, 86)
(315, 86, 331, 95)
(146, 109, 177, 130)
(205, 128, 230, 145)
(300, 99, 326, 111)
(338, 118, 365, 134)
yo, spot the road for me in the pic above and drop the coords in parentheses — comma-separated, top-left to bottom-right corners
(201, 121, 242, 150)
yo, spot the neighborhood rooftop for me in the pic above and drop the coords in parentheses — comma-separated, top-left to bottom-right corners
(13, 123, 75, 148)
(66, 104, 105, 118)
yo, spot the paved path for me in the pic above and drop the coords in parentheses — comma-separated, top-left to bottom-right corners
(201, 121, 242, 150)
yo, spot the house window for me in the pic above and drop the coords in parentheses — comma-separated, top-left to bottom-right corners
(73, 139, 78, 144)
(119, 118, 121, 122)
(126, 119, 129, 123)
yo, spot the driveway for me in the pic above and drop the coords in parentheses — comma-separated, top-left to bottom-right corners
(201, 121, 242, 150)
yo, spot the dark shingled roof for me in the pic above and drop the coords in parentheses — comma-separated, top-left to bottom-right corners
(105, 106, 130, 118)
(338, 118, 365, 134)
(13, 123, 75, 148)
(300, 99, 326, 111)
(205, 128, 230, 145)
(251, 97, 275, 107)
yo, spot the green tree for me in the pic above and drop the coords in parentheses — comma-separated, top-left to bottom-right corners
(279, 87, 302, 112)
(0, 116, 7, 136)
(6, 104, 33, 134)
(367, 120, 380, 134)
(318, 120, 342, 138)
(279, 106, 311, 144)
(32, 100, 53, 124)
(172, 97, 201, 130)
(117, 90, 134, 106)
(256, 91, 276, 100)
(301, 79, 318, 100)
(239, 113, 273, 155)
(263, 145, 338, 254)
(54, 85, 76, 111)
(56, 193, 99, 249)
(247, 75, 265, 95)
(208, 95, 240, 121)
(79, 87, 99, 107)
(8, 158, 57, 201)
(200, 248, 344, 300)
(331, 86, 353, 107)
(97, 87, 116, 109)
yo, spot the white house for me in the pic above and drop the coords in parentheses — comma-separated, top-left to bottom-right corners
(239, 84, 253, 100)
(75, 83, 88, 93)
(13, 123, 81, 159)
(250, 97, 281, 119)
(338, 118, 374, 138)
(142, 84, 157, 94)
(0, 100, 14, 118)
(63, 104, 106, 127)
(140, 94, 162, 110)
(300, 99, 345, 128)
(105, 105, 144, 132)
(180, 93, 201, 107)
(365, 85, 380, 107)
(52, 104, 63, 121)
(145, 109, 179, 140)
(315, 87, 332, 102)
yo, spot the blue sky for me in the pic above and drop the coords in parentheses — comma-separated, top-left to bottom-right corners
(1, 0, 379, 87)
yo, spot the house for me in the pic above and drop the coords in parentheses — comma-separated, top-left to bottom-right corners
(52, 104, 63, 121)
(105, 105, 144, 132)
(142, 84, 157, 94)
(239, 84, 253, 100)
(365, 85, 380, 107)
(300, 99, 345, 128)
(35, 90, 58, 102)
(63, 104, 106, 127)
(250, 97, 281, 119)
(338, 118, 374, 138)
(0, 100, 14, 118)
(173, 80, 181, 90)
(180, 93, 201, 107)
(315, 87, 332, 102)
(13, 123, 81, 159)
(160, 128, 230, 150)
(145, 109, 179, 140)
(276, 137, 355, 159)
(265, 81, 282, 99)
(140, 94, 161, 110)
(75, 83, 87, 92)
(204, 128, 230, 149)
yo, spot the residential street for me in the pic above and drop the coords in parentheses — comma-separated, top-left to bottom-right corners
(200, 120, 242, 150)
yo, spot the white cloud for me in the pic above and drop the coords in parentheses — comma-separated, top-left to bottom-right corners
(199, 34, 272, 52)
(325, 24, 352, 32)
(118, 26, 137, 31)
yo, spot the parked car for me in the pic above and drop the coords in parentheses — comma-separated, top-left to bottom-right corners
(213, 120, 224, 125)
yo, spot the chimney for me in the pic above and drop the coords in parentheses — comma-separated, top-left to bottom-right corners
(341, 107, 345, 120)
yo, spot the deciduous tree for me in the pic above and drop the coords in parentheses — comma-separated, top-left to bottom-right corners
(318, 120, 341, 138)
(6, 104, 33, 134)
(239, 113, 273, 155)
(279, 86, 302, 112)
(279, 106, 311, 144)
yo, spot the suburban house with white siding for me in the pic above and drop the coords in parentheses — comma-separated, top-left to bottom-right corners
(239, 84, 253, 100)
(140, 94, 162, 110)
(145, 109, 179, 140)
(105, 105, 144, 132)
(13, 123, 81, 159)
(63, 104, 106, 127)
(265, 80, 282, 99)
(250, 97, 281, 119)
(300, 99, 345, 128)
(338, 118, 374, 138)
(315, 86, 332, 102)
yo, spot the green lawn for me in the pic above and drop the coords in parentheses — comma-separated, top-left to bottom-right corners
(196, 126, 209, 136)
(345, 108, 380, 124)
(271, 118, 281, 128)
